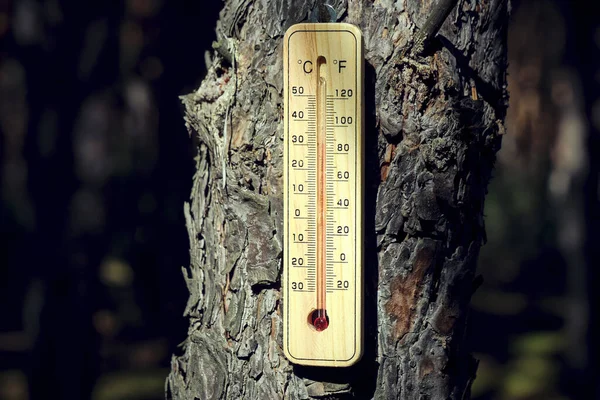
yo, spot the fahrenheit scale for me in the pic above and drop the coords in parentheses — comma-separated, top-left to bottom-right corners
(283, 23, 363, 367)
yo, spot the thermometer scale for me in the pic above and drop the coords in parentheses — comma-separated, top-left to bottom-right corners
(283, 23, 363, 367)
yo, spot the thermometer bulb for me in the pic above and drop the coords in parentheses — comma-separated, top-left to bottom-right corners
(310, 309, 329, 331)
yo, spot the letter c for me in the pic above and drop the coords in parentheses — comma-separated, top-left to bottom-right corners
(303, 60, 313, 74)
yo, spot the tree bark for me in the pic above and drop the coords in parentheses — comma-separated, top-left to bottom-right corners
(166, 0, 509, 398)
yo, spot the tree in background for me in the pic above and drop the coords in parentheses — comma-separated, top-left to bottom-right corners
(0, 1, 218, 398)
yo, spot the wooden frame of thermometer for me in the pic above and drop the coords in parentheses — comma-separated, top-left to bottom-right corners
(283, 23, 363, 367)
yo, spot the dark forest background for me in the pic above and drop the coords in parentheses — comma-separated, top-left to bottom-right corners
(0, 1, 598, 399)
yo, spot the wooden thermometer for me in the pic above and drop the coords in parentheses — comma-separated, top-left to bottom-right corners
(283, 22, 363, 367)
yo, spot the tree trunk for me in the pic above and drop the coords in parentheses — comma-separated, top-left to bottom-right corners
(166, 0, 509, 398)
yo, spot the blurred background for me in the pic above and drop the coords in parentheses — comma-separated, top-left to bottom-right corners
(0, 1, 598, 400)
(469, 1, 600, 400)
(0, 1, 220, 399)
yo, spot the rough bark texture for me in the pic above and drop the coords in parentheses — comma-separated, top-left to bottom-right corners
(166, 0, 509, 398)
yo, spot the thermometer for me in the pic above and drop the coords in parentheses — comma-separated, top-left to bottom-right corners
(283, 23, 363, 367)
